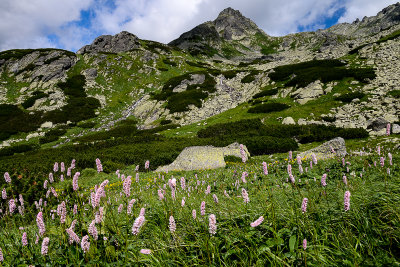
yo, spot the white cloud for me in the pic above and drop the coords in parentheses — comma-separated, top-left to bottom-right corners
(338, 0, 399, 23)
(0, 0, 93, 51)
(0, 0, 398, 51)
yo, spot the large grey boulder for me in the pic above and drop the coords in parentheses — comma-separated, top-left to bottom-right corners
(393, 124, 400, 134)
(156, 143, 250, 172)
(291, 80, 324, 105)
(367, 118, 388, 131)
(298, 137, 347, 160)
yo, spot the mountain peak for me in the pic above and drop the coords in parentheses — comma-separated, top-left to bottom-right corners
(217, 7, 243, 18)
(214, 7, 262, 40)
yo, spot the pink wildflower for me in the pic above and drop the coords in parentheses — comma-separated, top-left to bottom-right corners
(127, 199, 136, 214)
(49, 173, 54, 183)
(380, 157, 385, 167)
(213, 194, 219, 204)
(41, 237, 50, 255)
(22, 232, 28, 246)
(140, 249, 152, 254)
(301, 198, 308, 213)
(321, 174, 327, 187)
(311, 153, 317, 164)
(81, 235, 90, 253)
(123, 176, 132, 197)
(388, 153, 393, 165)
(59, 201, 66, 224)
(343, 175, 348, 185)
(60, 162, 65, 172)
(303, 239, 307, 250)
(181, 197, 185, 207)
(242, 188, 249, 203)
(241, 172, 248, 183)
(88, 220, 98, 240)
(118, 204, 123, 214)
(289, 174, 295, 184)
(296, 156, 302, 165)
(66, 228, 80, 244)
(192, 209, 197, 220)
(158, 189, 164, 201)
(180, 177, 186, 190)
(169, 216, 176, 233)
(53, 162, 59, 172)
(36, 211, 46, 236)
(9, 199, 16, 214)
(287, 164, 292, 175)
(4, 172, 11, 184)
(262, 162, 268, 175)
(2, 188, 6, 200)
(0, 247, 3, 262)
(344, 191, 351, 211)
(209, 214, 217, 235)
(201, 201, 206, 216)
(145, 160, 150, 169)
(289, 150, 293, 160)
(250, 216, 264, 227)
(95, 158, 103, 173)
(132, 216, 145, 235)
(386, 123, 391, 136)
(72, 172, 80, 191)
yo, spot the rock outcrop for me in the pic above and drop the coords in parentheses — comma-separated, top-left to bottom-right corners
(77, 31, 141, 54)
(298, 137, 347, 160)
(156, 143, 250, 172)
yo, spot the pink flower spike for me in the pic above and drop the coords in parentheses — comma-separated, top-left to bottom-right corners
(303, 239, 307, 250)
(140, 249, 152, 255)
(344, 191, 351, 211)
(301, 198, 308, 213)
(4, 172, 11, 184)
(41, 237, 50, 255)
(250, 216, 264, 227)
(209, 214, 217, 235)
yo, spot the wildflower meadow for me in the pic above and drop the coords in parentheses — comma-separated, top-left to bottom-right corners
(0, 143, 399, 266)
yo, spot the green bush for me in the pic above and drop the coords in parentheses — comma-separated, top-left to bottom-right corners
(335, 92, 366, 103)
(57, 75, 87, 97)
(163, 58, 177, 67)
(388, 90, 400, 98)
(321, 116, 336, 122)
(78, 122, 96, 128)
(221, 70, 239, 79)
(252, 88, 278, 99)
(166, 90, 208, 113)
(0, 144, 39, 157)
(160, 119, 172, 125)
(269, 59, 376, 87)
(248, 103, 290, 113)
(241, 70, 260, 83)
(197, 119, 267, 138)
(22, 91, 48, 109)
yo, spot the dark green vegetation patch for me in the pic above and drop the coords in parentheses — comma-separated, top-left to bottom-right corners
(21, 91, 49, 109)
(197, 118, 368, 144)
(269, 59, 376, 87)
(152, 71, 217, 113)
(387, 90, 400, 98)
(248, 102, 290, 113)
(252, 88, 279, 99)
(0, 48, 75, 61)
(335, 92, 366, 103)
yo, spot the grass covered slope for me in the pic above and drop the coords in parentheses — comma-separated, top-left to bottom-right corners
(0, 141, 399, 265)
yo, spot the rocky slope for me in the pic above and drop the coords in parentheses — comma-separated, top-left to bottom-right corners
(0, 3, 399, 149)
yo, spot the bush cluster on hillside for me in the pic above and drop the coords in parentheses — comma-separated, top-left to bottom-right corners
(248, 102, 290, 113)
(269, 59, 376, 87)
(252, 88, 279, 99)
(152, 71, 216, 113)
(335, 92, 366, 103)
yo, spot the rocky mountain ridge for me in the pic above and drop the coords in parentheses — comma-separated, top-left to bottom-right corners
(0, 3, 399, 150)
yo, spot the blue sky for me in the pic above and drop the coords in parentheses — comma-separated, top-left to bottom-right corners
(0, 0, 398, 52)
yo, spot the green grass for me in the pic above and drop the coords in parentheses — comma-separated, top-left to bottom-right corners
(0, 137, 399, 265)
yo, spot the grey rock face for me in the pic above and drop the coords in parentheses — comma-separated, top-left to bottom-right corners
(169, 7, 265, 49)
(326, 2, 400, 36)
(392, 124, 400, 134)
(298, 137, 347, 160)
(367, 118, 389, 131)
(156, 143, 250, 172)
(77, 31, 141, 54)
